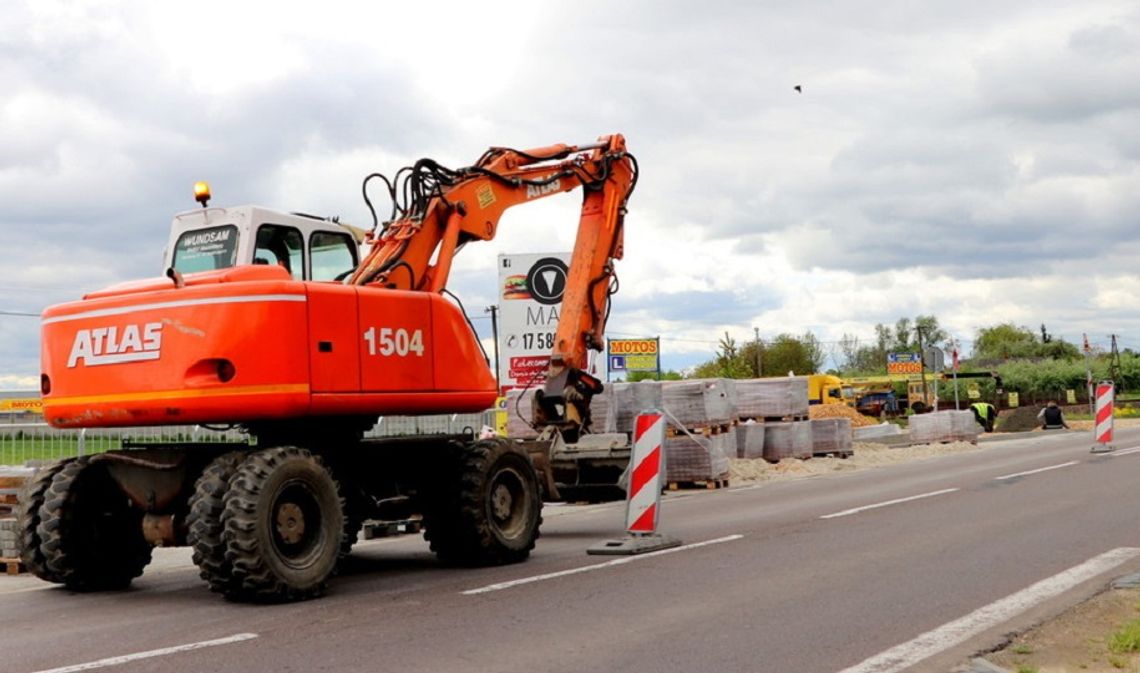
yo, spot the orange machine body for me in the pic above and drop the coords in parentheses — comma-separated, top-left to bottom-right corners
(41, 265, 495, 428)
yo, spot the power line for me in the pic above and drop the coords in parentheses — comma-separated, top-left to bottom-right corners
(0, 310, 38, 317)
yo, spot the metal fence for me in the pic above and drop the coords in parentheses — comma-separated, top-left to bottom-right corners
(0, 412, 495, 466)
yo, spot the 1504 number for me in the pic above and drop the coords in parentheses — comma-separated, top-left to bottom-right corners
(364, 327, 425, 357)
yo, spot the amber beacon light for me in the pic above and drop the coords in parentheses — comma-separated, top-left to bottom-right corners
(193, 181, 211, 207)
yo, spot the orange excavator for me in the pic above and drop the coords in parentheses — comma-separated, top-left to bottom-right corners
(22, 135, 637, 601)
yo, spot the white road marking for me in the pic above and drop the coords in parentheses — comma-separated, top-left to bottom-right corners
(1109, 446, 1140, 457)
(994, 461, 1079, 480)
(834, 547, 1140, 673)
(462, 534, 744, 595)
(29, 633, 259, 673)
(819, 488, 960, 520)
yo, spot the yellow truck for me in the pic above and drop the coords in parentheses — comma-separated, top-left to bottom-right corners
(808, 374, 852, 406)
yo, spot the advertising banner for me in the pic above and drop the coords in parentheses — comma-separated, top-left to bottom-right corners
(497, 252, 571, 394)
(0, 398, 43, 414)
(608, 338, 660, 373)
(887, 352, 923, 375)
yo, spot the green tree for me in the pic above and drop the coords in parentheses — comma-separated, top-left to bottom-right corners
(973, 323, 1038, 359)
(626, 370, 683, 382)
(973, 323, 1080, 361)
(690, 331, 823, 379)
(762, 332, 824, 375)
(691, 333, 752, 379)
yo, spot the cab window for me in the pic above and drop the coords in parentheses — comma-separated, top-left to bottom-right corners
(310, 231, 357, 281)
(172, 225, 239, 273)
(254, 225, 304, 280)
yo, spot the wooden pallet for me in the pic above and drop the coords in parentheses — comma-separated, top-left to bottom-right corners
(813, 451, 853, 459)
(667, 478, 730, 491)
(665, 423, 733, 438)
(0, 558, 24, 575)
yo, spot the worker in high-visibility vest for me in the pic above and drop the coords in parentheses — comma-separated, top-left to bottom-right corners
(971, 401, 997, 432)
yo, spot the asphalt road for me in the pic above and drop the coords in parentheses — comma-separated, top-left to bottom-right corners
(4, 428, 1140, 673)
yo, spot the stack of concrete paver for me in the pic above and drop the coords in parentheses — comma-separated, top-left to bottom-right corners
(663, 432, 730, 484)
(505, 389, 539, 439)
(660, 379, 736, 427)
(734, 377, 809, 419)
(735, 422, 766, 459)
(810, 418, 853, 456)
(608, 381, 664, 434)
(908, 410, 980, 444)
(763, 421, 813, 462)
(0, 519, 17, 561)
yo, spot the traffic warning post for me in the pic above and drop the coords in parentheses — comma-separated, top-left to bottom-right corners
(1091, 380, 1115, 454)
(588, 411, 682, 555)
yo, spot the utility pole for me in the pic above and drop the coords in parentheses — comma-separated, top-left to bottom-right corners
(951, 339, 960, 410)
(1083, 333, 1093, 415)
(916, 325, 929, 410)
(1110, 334, 1122, 393)
(486, 305, 501, 392)
(753, 327, 762, 378)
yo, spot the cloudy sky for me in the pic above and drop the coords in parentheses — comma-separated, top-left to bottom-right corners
(2, 0, 1139, 387)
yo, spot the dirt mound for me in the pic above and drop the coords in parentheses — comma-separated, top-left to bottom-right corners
(995, 405, 1043, 432)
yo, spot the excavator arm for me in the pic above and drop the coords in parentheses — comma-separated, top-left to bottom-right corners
(348, 134, 637, 434)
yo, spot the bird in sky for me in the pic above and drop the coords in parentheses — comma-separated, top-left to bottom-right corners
(794, 85, 802, 93)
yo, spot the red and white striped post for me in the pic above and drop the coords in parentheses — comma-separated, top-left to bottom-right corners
(626, 412, 666, 534)
(588, 410, 682, 555)
(1091, 381, 1115, 453)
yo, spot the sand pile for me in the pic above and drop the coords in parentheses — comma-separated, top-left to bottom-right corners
(727, 440, 981, 484)
(808, 404, 877, 427)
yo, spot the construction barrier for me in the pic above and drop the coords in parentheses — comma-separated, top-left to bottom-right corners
(1092, 381, 1115, 453)
(626, 412, 666, 533)
(588, 410, 681, 555)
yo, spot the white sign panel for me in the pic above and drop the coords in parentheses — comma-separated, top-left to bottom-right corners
(497, 252, 570, 394)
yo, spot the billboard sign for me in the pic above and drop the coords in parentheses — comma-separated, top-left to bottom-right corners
(0, 398, 43, 414)
(607, 338, 659, 373)
(887, 352, 923, 375)
(497, 252, 571, 394)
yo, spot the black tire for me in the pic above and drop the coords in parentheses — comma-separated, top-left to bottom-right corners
(17, 459, 74, 582)
(422, 439, 542, 566)
(186, 451, 246, 593)
(221, 447, 344, 602)
(37, 458, 153, 591)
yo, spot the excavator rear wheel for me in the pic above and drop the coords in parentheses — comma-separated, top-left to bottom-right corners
(36, 458, 154, 591)
(422, 439, 542, 566)
(221, 447, 344, 602)
(186, 451, 247, 593)
(17, 458, 76, 583)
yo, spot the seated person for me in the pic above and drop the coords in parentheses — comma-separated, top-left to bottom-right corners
(1037, 401, 1069, 430)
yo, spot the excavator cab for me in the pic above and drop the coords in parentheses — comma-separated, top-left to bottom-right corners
(164, 202, 365, 282)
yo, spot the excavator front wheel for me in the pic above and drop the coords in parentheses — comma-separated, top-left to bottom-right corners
(186, 451, 247, 593)
(422, 439, 542, 566)
(221, 447, 344, 602)
(35, 458, 154, 591)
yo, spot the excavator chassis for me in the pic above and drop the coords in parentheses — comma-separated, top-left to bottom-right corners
(18, 429, 544, 601)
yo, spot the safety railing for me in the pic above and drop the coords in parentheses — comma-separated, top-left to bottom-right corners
(0, 412, 495, 466)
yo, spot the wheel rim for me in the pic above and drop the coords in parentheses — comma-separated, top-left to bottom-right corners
(487, 465, 529, 540)
(270, 480, 324, 569)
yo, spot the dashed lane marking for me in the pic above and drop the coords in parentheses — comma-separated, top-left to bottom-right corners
(28, 633, 259, 673)
(461, 534, 744, 595)
(994, 461, 1079, 481)
(819, 488, 960, 520)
